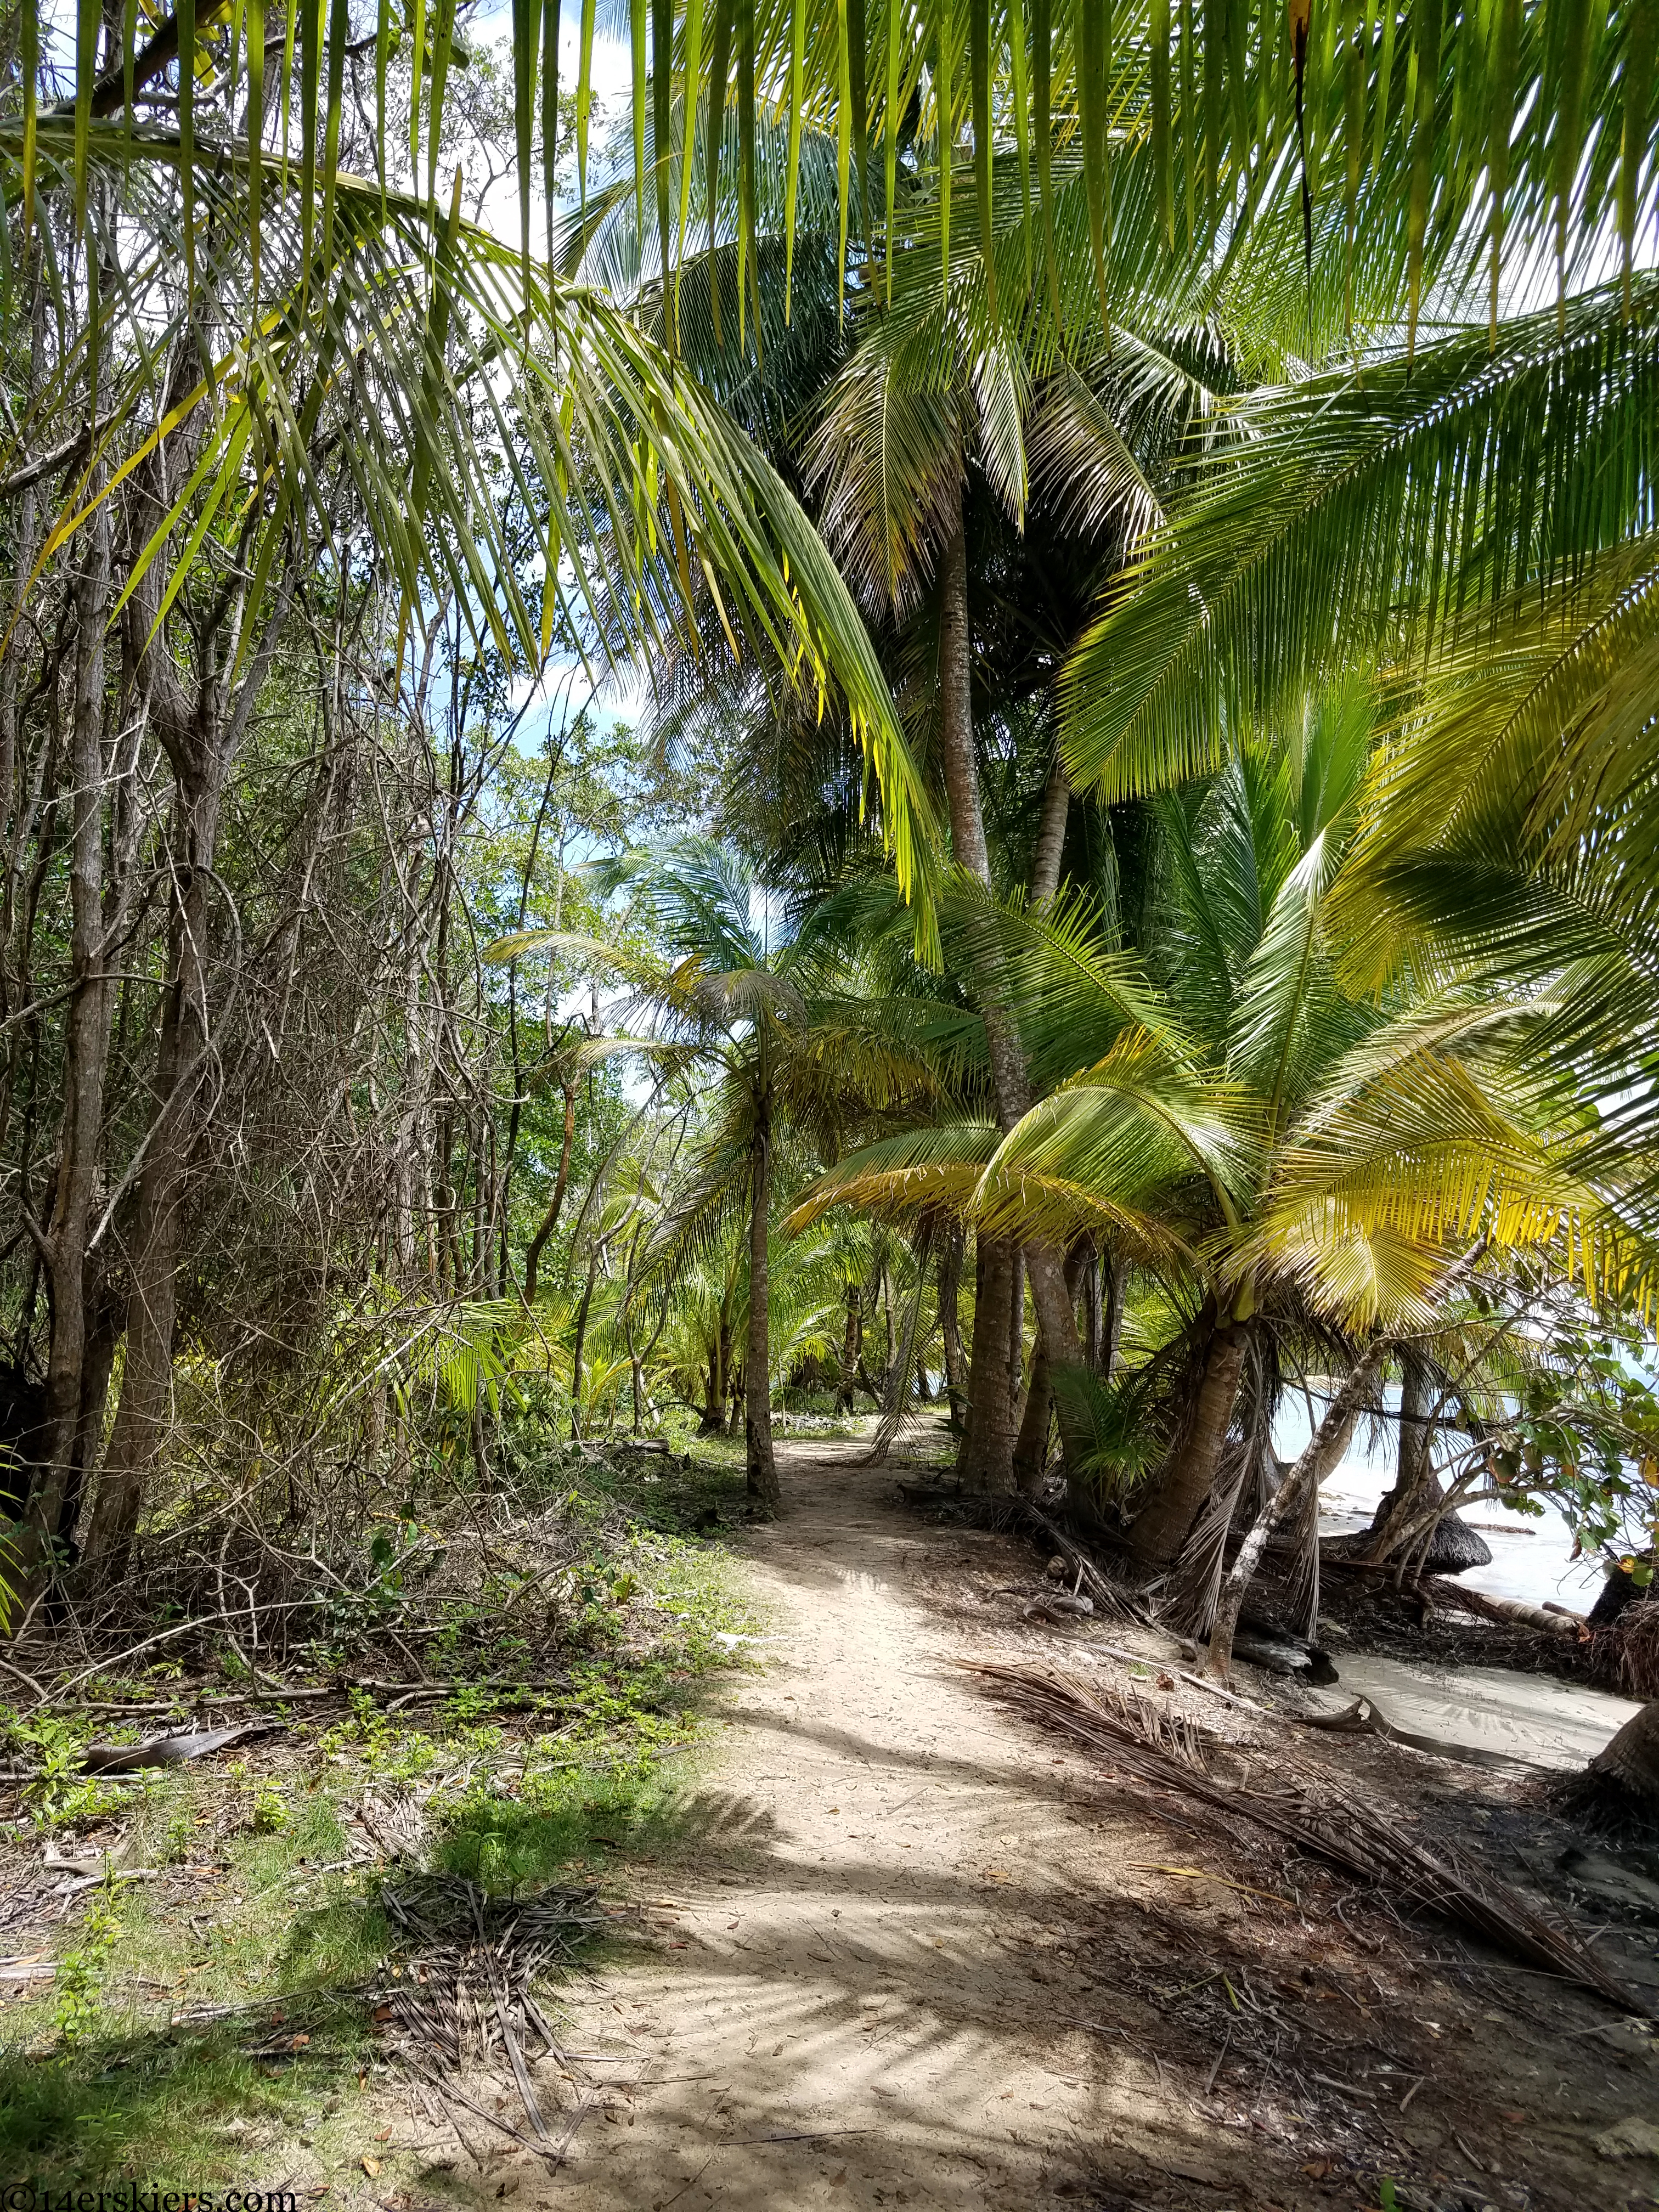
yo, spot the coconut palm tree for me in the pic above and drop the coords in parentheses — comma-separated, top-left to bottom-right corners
(490, 837, 963, 1506)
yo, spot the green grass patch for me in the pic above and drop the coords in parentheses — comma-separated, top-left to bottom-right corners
(0, 1444, 769, 2187)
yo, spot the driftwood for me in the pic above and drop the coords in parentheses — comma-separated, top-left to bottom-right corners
(968, 1661, 1639, 2013)
(1426, 1579, 1585, 1638)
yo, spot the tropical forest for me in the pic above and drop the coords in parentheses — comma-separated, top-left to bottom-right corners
(0, 0, 1656, 2203)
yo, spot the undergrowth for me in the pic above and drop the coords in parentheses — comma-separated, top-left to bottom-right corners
(0, 1440, 764, 2190)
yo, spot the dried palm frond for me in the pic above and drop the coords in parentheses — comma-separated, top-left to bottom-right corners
(968, 1661, 1639, 2014)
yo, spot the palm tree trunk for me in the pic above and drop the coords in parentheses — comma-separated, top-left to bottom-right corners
(1206, 1341, 1386, 1679)
(746, 1121, 779, 1513)
(1590, 1701, 1659, 1805)
(939, 1229, 966, 1430)
(1012, 1341, 1051, 1495)
(1360, 1348, 1437, 1563)
(1128, 1323, 1248, 1565)
(938, 505, 1084, 1476)
(1030, 757, 1070, 903)
(959, 1234, 1019, 1492)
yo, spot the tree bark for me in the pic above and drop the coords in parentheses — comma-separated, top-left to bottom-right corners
(937, 505, 1084, 1481)
(939, 1228, 966, 1430)
(958, 1234, 1018, 1492)
(1127, 1322, 1248, 1566)
(1012, 1340, 1052, 1496)
(746, 1118, 779, 1513)
(1589, 1700, 1659, 1806)
(522, 1080, 577, 1304)
(1207, 1340, 1386, 1679)
(27, 499, 114, 1566)
(1029, 757, 1070, 904)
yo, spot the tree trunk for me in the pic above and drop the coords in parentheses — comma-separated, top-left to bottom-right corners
(937, 505, 1084, 1473)
(1589, 1700, 1659, 1805)
(1012, 1341, 1052, 1496)
(835, 1283, 860, 1415)
(1029, 757, 1070, 904)
(746, 1120, 779, 1513)
(27, 499, 114, 1567)
(1127, 1322, 1248, 1566)
(959, 1234, 1018, 1492)
(83, 737, 228, 1575)
(522, 1081, 577, 1304)
(1207, 1340, 1386, 1679)
(939, 1228, 966, 1430)
(569, 1250, 598, 1438)
(1102, 1248, 1124, 1379)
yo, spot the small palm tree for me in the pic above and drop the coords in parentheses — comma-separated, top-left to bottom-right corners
(492, 838, 950, 1510)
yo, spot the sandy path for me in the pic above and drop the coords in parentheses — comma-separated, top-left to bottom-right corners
(544, 1437, 1141, 2211)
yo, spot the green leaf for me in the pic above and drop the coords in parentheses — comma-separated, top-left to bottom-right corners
(970, 0, 996, 320)
(1621, 0, 1658, 315)
(323, 0, 349, 273)
(514, 0, 539, 308)
(1151, 0, 1172, 244)
(577, 0, 596, 209)
(74, 0, 99, 232)
(178, 0, 197, 290)
(249, 0, 266, 296)
(785, 0, 806, 313)
(707, 0, 731, 343)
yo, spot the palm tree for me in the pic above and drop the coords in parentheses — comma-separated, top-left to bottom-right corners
(490, 837, 955, 1507)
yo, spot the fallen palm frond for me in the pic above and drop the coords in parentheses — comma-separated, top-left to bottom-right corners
(967, 1662, 1639, 2015)
(374, 1876, 608, 2155)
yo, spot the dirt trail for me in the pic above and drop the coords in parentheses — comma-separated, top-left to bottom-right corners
(460, 1435, 1655, 2212)
(550, 1435, 1138, 2210)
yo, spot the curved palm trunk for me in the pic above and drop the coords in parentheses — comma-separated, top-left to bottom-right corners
(1012, 1341, 1052, 1496)
(1128, 1323, 1248, 1566)
(746, 1119, 779, 1514)
(1207, 1342, 1385, 1678)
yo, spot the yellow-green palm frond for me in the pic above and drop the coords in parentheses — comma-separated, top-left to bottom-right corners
(785, 1122, 1002, 1233)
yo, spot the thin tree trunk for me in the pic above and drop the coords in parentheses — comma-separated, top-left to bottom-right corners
(83, 740, 227, 1573)
(746, 1120, 778, 1512)
(1102, 1249, 1124, 1380)
(1128, 1322, 1248, 1566)
(522, 1081, 577, 1304)
(1207, 1342, 1387, 1678)
(28, 499, 114, 1564)
(569, 1249, 598, 1438)
(939, 1228, 966, 1430)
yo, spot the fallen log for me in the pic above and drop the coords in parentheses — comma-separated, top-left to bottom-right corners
(1426, 1580, 1585, 1637)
